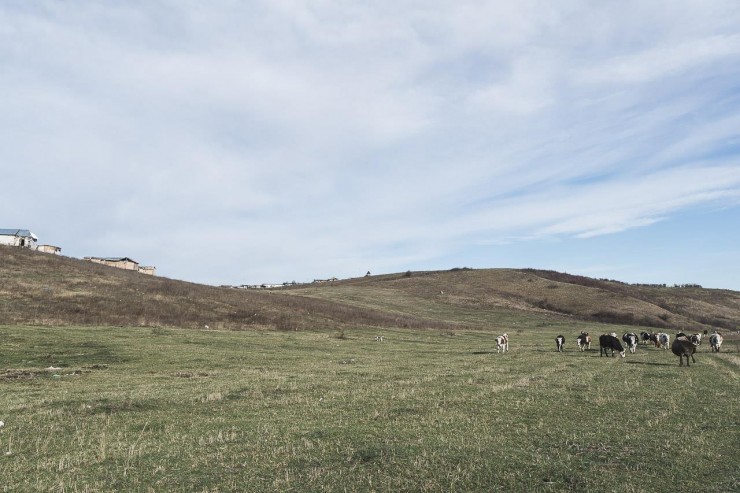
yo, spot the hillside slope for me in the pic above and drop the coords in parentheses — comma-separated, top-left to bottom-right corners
(286, 268, 740, 332)
(0, 247, 449, 331)
(2, 246, 739, 332)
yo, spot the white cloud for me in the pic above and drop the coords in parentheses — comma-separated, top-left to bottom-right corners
(1, 1, 739, 287)
(578, 33, 740, 85)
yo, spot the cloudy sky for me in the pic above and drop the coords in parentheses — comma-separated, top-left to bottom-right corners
(2, 1, 739, 289)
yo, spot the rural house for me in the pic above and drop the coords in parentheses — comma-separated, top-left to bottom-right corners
(84, 256, 156, 275)
(0, 229, 38, 249)
(84, 256, 140, 271)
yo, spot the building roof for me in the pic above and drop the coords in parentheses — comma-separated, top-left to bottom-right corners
(85, 256, 139, 264)
(0, 229, 38, 240)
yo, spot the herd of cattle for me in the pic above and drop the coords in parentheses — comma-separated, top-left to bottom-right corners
(496, 330, 725, 366)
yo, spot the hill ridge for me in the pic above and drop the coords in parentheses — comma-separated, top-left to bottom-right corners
(1, 246, 738, 332)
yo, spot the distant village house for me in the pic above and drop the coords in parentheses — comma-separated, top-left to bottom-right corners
(84, 256, 156, 275)
(2, 227, 152, 274)
(313, 277, 339, 284)
(1, 228, 61, 254)
(0, 229, 38, 249)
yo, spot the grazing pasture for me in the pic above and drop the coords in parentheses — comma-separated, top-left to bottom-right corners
(0, 324, 738, 492)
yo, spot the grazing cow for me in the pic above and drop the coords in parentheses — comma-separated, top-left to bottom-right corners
(576, 331, 591, 352)
(659, 333, 670, 349)
(649, 333, 660, 347)
(374, 335, 384, 342)
(576, 334, 584, 351)
(599, 334, 626, 358)
(496, 333, 509, 353)
(690, 333, 702, 346)
(652, 332, 670, 349)
(709, 332, 723, 352)
(672, 336, 697, 366)
(640, 331, 652, 345)
(622, 333, 638, 354)
(555, 335, 565, 352)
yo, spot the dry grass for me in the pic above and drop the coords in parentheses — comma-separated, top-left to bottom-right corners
(0, 247, 451, 331)
(2, 247, 739, 335)
(287, 268, 740, 332)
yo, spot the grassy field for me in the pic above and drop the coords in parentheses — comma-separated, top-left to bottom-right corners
(1, 323, 738, 492)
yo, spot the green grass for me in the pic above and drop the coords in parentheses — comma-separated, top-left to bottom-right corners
(1, 324, 738, 492)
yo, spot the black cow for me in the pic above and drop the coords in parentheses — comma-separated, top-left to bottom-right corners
(640, 331, 652, 345)
(671, 337, 697, 366)
(599, 334, 625, 358)
(555, 335, 565, 352)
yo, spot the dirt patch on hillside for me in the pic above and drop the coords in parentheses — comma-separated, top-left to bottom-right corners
(0, 366, 101, 382)
(0, 369, 41, 380)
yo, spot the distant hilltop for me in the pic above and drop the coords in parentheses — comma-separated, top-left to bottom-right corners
(0, 227, 155, 275)
(1, 249, 738, 332)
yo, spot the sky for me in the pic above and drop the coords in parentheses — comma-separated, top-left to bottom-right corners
(2, 1, 740, 289)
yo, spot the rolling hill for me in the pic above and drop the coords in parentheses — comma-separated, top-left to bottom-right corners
(2, 246, 739, 333)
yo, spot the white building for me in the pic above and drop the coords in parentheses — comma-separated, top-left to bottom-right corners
(0, 229, 38, 249)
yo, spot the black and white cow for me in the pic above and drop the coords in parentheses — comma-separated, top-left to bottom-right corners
(709, 332, 723, 352)
(690, 333, 702, 346)
(599, 334, 626, 358)
(649, 333, 660, 347)
(576, 331, 591, 352)
(640, 331, 652, 345)
(659, 333, 671, 349)
(555, 335, 565, 352)
(622, 333, 638, 354)
(652, 332, 670, 349)
(496, 333, 509, 353)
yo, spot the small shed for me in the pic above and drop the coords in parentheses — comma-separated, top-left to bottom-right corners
(138, 265, 156, 276)
(37, 245, 62, 255)
(0, 229, 38, 249)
